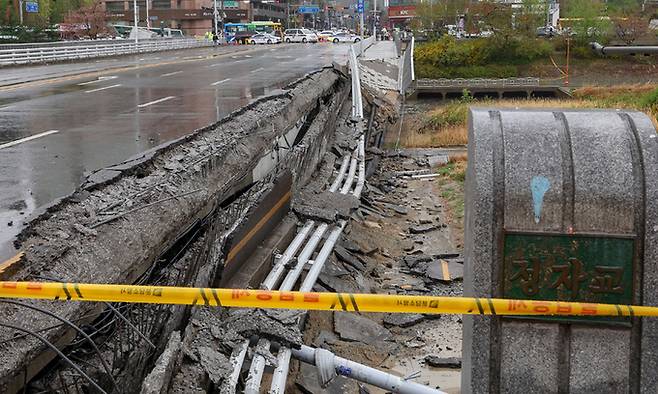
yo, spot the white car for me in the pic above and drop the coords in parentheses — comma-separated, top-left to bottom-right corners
(283, 28, 318, 43)
(249, 33, 281, 44)
(331, 32, 361, 43)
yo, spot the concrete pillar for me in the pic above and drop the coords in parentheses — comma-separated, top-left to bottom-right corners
(462, 108, 658, 393)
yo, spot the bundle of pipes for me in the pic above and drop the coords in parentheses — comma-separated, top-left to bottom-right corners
(225, 134, 361, 394)
(222, 133, 437, 394)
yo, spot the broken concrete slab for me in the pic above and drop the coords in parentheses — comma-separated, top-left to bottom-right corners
(409, 224, 440, 234)
(141, 331, 182, 394)
(383, 313, 425, 328)
(334, 312, 393, 345)
(294, 190, 361, 221)
(426, 260, 464, 282)
(334, 245, 366, 271)
(424, 355, 461, 369)
(197, 346, 230, 385)
(314, 330, 340, 348)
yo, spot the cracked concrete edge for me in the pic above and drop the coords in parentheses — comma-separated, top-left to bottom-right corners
(0, 68, 347, 394)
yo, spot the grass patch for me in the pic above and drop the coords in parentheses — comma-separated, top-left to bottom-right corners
(435, 157, 467, 225)
(398, 85, 658, 149)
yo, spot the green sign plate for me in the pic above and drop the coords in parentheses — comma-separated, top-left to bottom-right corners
(503, 233, 634, 324)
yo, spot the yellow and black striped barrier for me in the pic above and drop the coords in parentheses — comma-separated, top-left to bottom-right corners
(0, 281, 655, 317)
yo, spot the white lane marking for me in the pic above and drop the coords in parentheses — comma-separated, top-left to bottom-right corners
(0, 130, 59, 150)
(211, 78, 231, 86)
(231, 56, 239, 59)
(251, 67, 264, 73)
(161, 70, 183, 77)
(270, 48, 276, 51)
(137, 96, 176, 108)
(244, 55, 252, 58)
(206, 63, 224, 68)
(78, 76, 118, 86)
(85, 84, 121, 93)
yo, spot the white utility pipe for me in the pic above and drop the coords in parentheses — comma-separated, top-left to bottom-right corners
(330, 155, 351, 193)
(299, 221, 346, 292)
(261, 221, 315, 290)
(340, 150, 358, 195)
(353, 136, 366, 198)
(244, 339, 271, 394)
(238, 151, 356, 393)
(279, 223, 329, 292)
(223, 339, 249, 392)
(269, 346, 292, 392)
(292, 345, 443, 394)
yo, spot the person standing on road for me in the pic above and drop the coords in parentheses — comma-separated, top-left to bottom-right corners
(212, 31, 219, 46)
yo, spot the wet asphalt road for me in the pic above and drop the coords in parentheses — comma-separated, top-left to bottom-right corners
(0, 43, 350, 260)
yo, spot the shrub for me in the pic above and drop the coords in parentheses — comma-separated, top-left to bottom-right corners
(414, 35, 552, 78)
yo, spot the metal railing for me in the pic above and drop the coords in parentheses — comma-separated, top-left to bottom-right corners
(416, 77, 541, 88)
(0, 38, 212, 66)
(398, 36, 414, 94)
(351, 35, 375, 58)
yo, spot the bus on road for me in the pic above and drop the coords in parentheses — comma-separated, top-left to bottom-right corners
(224, 22, 282, 42)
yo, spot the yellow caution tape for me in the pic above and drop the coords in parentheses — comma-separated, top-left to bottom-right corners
(0, 281, 655, 317)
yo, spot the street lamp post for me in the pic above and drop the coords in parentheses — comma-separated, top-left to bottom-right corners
(19, 0, 24, 24)
(146, 0, 150, 28)
(133, 0, 139, 43)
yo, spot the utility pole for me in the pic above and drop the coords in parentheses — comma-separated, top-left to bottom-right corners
(213, 0, 219, 36)
(146, 0, 150, 28)
(19, 0, 24, 24)
(133, 0, 139, 43)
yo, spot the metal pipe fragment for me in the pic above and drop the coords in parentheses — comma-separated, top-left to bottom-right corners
(591, 42, 658, 56)
(292, 345, 443, 394)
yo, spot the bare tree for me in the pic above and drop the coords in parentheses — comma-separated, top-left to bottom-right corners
(64, 0, 109, 39)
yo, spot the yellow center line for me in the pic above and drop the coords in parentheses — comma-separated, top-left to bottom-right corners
(225, 190, 291, 264)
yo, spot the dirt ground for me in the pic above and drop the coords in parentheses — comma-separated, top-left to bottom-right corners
(295, 150, 466, 394)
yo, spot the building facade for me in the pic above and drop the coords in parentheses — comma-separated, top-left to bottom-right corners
(104, 0, 287, 36)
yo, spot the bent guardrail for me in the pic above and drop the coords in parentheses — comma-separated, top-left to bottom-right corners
(0, 38, 212, 66)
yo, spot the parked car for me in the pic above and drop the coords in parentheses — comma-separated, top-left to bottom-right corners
(317, 30, 336, 41)
(283, 28, 318, 43)
(536, 25, 558, 37)
(331, 32, 361, 43)
(248, 33, 281, 44)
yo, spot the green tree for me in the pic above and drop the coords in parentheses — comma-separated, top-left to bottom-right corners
(564, 0, 612, 45)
